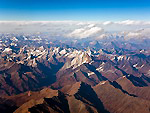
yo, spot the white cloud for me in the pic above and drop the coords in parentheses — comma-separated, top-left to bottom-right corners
(103, 21, 113, 25)
(66, 26, 104, 39)
(96, 34, 110, 40)
(0, 21, 79, 34)
(124, 28, 150, 40)
(87, 24, 95, 28)
(127, 32, 141, 37)
(116, 20, 150, 25)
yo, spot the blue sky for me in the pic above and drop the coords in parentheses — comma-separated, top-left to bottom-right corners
(0, 0, 150, 21)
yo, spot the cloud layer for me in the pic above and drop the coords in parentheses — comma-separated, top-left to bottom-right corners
(0, 20, 150, 40)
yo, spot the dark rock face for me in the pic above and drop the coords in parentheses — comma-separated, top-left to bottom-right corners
(29, 91, 70, 113)
(74, 82, 109, 113)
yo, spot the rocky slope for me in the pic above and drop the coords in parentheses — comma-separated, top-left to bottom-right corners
(2, 80, 150, 113)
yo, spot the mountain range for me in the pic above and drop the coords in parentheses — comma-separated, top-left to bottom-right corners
(0, 34, 150, 113)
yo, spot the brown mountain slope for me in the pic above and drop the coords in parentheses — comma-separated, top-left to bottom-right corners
(93, 81, 150, 113)
(0, 59, 61, 96)
(116, 76, 150, 100)
(11, 81, 150, 113)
